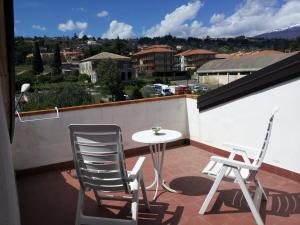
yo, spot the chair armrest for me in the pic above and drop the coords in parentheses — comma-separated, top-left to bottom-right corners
(127, 156, 146, 181)
(223, 143, 260, 158)
(210, 156, 259, 170)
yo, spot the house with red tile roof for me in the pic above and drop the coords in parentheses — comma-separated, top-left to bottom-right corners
(132, 45, 175, 76)
(175, 49, 216, 71)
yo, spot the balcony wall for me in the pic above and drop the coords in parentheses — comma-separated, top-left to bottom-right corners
(12, 78, 300, 175)
(12, 96, 189, 170)
(186, 77, 300, 174)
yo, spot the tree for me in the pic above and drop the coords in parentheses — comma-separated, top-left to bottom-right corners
(32, 41, 44, 74)
(51, 43, 62, 74)
(72, 33, 78, 40)
(186, 69, 194, 86)
(96, 59, 125, 101)
(81, 34, 88, 41)
(112, 36, 125, 55)
(131, 87, 143, 99)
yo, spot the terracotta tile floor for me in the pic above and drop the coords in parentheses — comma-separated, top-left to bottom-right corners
(17, 145, 300, 225)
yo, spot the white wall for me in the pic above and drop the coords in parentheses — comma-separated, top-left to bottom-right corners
(13, 98, 189, 170)
(12, 77, 300, 173)
(187, 77, 300, 173)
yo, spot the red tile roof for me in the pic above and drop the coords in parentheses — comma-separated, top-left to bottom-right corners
(133, 46, 174, 56)
(175, 49, 216, 57)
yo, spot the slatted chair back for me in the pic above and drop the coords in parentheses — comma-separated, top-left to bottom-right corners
(69, 124, 130, 193)
(253, 112, 276, 168)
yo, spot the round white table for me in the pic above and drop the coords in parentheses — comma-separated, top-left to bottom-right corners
(132, 129, 182, 199)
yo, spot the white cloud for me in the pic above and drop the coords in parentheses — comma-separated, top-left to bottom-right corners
(102, 20, 135, 39)
(32, 24, 46, 31)
(76, 21, 88, 30)
(206, 0, 300, 37)
(58, 20, 76, 31)
(97, 10, 109, 18)
(145, 1, 203, 37)
(58, 20, 88, 32)
(144, 0, 300, 38)
(210, 13, 225, 24)
(78, 31, 85, 38)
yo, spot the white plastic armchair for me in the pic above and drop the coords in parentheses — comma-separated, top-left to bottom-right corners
(69, 124, 150, 225)
(200, 110, 277, 225)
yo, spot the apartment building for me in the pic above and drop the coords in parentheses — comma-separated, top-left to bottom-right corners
(132, 45, 175, 76)
(175, 49, 216, 71)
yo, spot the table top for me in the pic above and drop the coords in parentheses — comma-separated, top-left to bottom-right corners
(132, 129, 182, 144)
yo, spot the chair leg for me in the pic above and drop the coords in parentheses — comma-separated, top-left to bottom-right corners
(93, 190, 102, 206)
(233, 169, 264, 225)
(76, 188, 85, 225)
(131, 179, 139, 223)
(140, 174, 150, 210)
(199, 166, 227, 214)
(255, 178, 267, 201)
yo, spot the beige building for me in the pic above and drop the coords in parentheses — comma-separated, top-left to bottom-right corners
(132, 45, 175, 76)
(79, 52, 133, 83)
(175, 49, 216, 71)
(197, 52, 296, 89)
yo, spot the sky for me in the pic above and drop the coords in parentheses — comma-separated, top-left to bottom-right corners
(14, 0, 300, 39)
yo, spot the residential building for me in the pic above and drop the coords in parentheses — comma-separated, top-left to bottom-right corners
(87, 40, 97, 45)
(61, 50, 83, 63)
(197, 52, 297, 89)
(175, 49, 216, 71)
(79, 52, 133, 83)
(132, 45, 175, 76)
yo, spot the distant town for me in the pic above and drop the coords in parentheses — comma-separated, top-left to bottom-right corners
(15, 35, 300, 111)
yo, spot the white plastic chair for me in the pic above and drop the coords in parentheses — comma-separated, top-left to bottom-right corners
(69, 124, 150, 225)
(199, 110, 277, 225)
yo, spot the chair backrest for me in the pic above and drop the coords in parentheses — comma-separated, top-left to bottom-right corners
(69, 124, 130, 193)
(253, 110, 277, 167)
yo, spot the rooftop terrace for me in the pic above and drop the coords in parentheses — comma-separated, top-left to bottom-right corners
(18, 145, 300, 225)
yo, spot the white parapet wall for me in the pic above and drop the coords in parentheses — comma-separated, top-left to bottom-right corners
(186, 77, 300, 174)
(12, 97, 189, 170)
(12, 77, 300, 174)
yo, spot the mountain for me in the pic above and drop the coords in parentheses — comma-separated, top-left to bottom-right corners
(256, 24, 300, 39)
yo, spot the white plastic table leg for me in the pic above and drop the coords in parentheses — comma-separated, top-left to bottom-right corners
(147, 143, 179, 199)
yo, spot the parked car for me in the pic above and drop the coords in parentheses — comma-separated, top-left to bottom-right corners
(153, 84, 172, 96)
(169, 85, 185, 95)
(179, 85, 191, 94)
(189, 85, 208, 93)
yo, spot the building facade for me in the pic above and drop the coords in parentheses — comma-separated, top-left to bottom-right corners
(175, 49, 216, 71)
(79, 52, 133, 83)
(132, 45, 175, 76)
(197, 52, 296, 89)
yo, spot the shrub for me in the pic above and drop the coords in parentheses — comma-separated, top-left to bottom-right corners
(49, 74, 64, 83)
(15, 73, 36, 91)
(21, 83, 94, 111)
(71, 70, 80, 77)
(78, 74, 90, 82)
(141, 85, 156, 98)
(38, 75, 51, 83)
(63, 75, 78, 82)
(131, 87, 143, 99)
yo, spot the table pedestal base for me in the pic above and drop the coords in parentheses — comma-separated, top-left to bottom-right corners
(146, 143, 179, 200)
